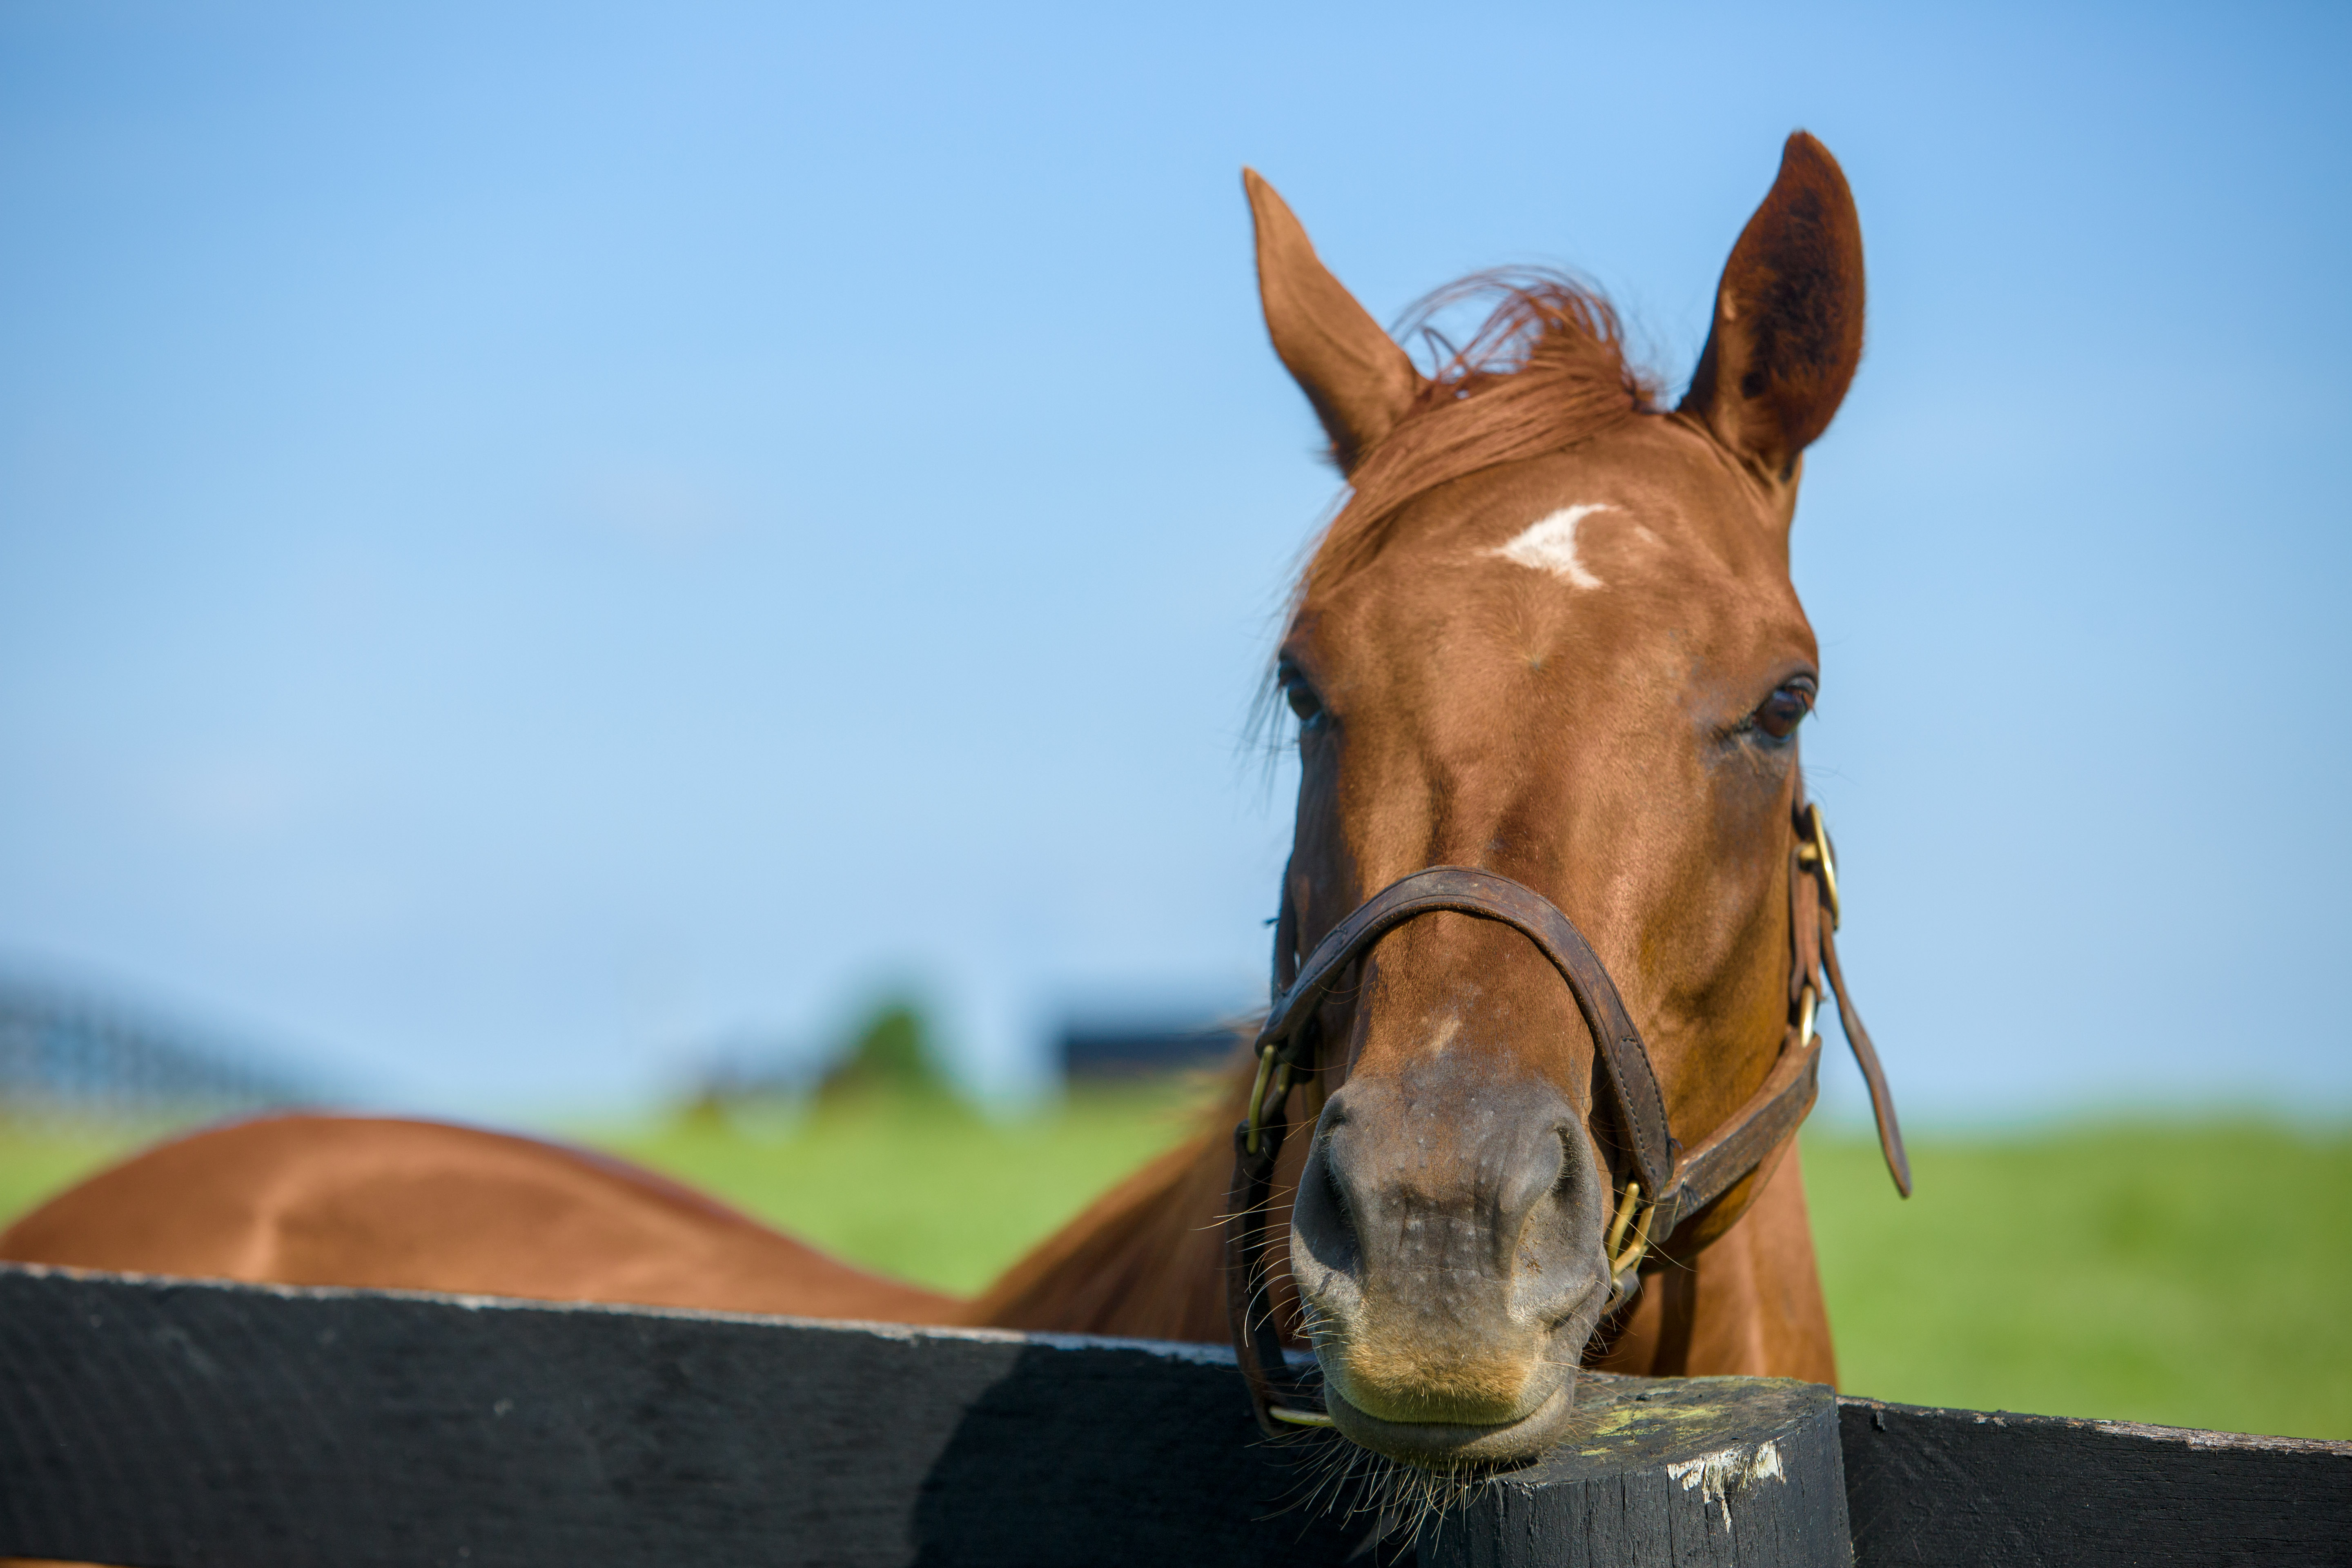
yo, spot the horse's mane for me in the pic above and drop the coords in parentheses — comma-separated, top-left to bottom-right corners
(1303, 271, 1660, 597)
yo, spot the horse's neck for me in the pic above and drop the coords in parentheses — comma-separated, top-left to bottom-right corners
(969, 1061, 1269, 1344)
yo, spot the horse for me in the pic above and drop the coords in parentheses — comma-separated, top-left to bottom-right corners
(2, 131, 1904, 1483)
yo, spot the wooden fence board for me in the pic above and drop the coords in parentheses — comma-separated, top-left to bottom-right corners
(0, 1266, 1860, 1567)
(0, 1264, 1359, 1568)
(4, 1264, 2345, 1566)
(1420, 1375, 1849, 1568)
(1838, 1395, 2352, 1567)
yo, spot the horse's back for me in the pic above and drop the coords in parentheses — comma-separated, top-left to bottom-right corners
(0, 1114, 964, 1325)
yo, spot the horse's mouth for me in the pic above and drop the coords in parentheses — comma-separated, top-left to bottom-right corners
(1320, 1374, 1577, 1468)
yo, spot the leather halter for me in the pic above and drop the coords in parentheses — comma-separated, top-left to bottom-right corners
(1223, 791, 1911, 1436)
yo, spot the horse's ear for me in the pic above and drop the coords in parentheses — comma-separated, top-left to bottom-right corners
(1245, 169, 1421, 475)
(1680, 133, 1866, 484)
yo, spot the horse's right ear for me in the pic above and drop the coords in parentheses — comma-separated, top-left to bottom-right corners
(1245, 169, 1421, 475)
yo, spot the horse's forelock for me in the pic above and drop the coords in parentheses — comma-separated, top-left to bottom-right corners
(1299, 273, 1659, 600)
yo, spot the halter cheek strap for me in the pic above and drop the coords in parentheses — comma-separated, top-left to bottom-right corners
(1222, 792, 1910, 1437)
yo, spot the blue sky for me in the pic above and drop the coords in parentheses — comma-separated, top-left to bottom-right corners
(2, 3, 2345, 1120)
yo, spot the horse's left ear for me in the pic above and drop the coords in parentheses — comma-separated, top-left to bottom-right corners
(1680, 132, 1866, 485)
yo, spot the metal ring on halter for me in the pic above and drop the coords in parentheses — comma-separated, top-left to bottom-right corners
(1797, 804, 1840, 930)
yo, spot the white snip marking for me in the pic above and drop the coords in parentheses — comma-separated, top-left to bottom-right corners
(1666, 1440, 1786, 1540)
(1489, 503, 1613, 588)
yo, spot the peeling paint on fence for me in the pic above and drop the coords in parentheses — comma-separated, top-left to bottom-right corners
(1667, 1438, 1787, 1538)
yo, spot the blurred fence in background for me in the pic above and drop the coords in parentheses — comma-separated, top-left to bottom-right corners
(0, 973, 316, 1122)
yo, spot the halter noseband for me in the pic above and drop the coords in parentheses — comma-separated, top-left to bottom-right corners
(1223, 792, 1911, 1435)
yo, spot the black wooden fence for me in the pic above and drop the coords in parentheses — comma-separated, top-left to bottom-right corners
(0, 1263, 2343, 1567)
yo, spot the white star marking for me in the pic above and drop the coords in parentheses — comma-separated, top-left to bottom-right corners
(1489, 503, 1613, 589)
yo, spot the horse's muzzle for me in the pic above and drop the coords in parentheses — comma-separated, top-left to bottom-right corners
(1322, 1376, 1581, 1467)
(1287, 1069, 1617, 1465)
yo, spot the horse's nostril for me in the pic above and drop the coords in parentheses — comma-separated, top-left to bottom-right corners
(1321, 1150, 1357, 1251)
(1292, 1130, 1363, 1281)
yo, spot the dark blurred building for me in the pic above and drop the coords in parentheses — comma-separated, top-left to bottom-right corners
(1058, 1019, 1240, 1079)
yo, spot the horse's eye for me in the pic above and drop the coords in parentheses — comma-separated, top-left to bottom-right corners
(1280, 664, 1329, 733)
(1287, 679, 1328, 731)
(1754, 679, 1816, 740)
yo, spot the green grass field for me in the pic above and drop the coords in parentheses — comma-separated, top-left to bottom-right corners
(4, 1094, 2345, 1440)
(595, 1085, 1220, 1297)
(1802, 1121, 2352, 1439)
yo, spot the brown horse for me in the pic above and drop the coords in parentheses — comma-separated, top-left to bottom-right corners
(4, 131, 1891, 1476)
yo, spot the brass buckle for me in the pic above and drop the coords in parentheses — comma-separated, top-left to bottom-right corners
(1605, 982, 1820, 1305)
(1796, 802, 1841, 930)
(1243, 1043, 1293, 1156)
(1604, 1177, 1655, 1281)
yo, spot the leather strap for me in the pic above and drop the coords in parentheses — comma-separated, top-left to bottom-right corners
(1228, 866, 1679, 1432)
(1226, 866, 1308, 1432)
(1225, 1109, 1299, 1432)
(1254, 868, 1677, 1200)
(1793, 796, 1913, 1200)
(1823, 918, 1911, 1196)
(1644, 793, 1909, 1249)
(1646, 1026, 1823, 1243)
(1223, 785, 1910, 1434)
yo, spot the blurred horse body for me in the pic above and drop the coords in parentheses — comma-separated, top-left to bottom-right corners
(5, 132, 1874, 1463)
(2, 1114, 962, 1323)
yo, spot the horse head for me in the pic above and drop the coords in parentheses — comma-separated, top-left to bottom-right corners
(1246, 134, 1871, 1468)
